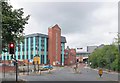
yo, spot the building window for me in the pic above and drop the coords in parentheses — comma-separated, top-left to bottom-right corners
(31, 55, 33, 59)
(26, 55, 28, 59)
(22, 55, 24, 60)
(26, 38, 28, 51)
(31, 47, 33, 51)
(31, 50, 33, 56)
(41, 38, 44, 43)
(41, 49, 44, 51)
(31, 37, 33, 45)
(41, 55, 44, 64)
(41, 44, 44, 47)
(43, 55, 44, 64)
(7, 56, 9, 60)
(36, 36, 39, 51)
(18, 44, 20, 51)
(47, 55, 48, 64)
(18, 55, 20, 59)
(22, 46, 24, 51)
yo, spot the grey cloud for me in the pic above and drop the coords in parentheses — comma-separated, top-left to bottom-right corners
(19, 2, 106, 34)
(11, 1, 117, 48)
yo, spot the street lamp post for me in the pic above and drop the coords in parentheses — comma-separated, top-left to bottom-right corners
(109, 32, 120, 53)
(109, 32, 120, 72)
(118, 33, 120, 54)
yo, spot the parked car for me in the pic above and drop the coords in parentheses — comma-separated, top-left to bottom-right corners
(40, 65, 53, 71)
(43, 65, 53, 69)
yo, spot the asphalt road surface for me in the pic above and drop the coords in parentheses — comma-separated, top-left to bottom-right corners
(18, 66, 119, 81)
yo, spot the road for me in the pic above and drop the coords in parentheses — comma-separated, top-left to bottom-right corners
(0, 64, 119, 82)
(17, 65, 119, 81)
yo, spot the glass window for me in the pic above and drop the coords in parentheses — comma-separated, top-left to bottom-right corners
(22, 45, 24, 51)
(41, 44, 44, 47)
(31, 47, 33, 50)
(26, 38, 29, 51)
(41, 55, 44, 64)
(31, 37, 33, 45)
(41, 49, 44, 51)
(18, 55, 20, 59)
(18, 44, 20, 51)
(31, 51, 33, 56)
(22, 55, 24, 60)
(7, 56, 9, 60)
(36, 36, 39, 44)
(31, 55, 33, 59)
(41, 38, 44, 43)
(41, 55, 43, 64)
(26, 55, 28, 59)
(43, 55, 44, 64)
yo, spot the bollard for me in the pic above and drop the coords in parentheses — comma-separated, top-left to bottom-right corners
(39, 70, 42, 75)
(48, 69, 51, 74)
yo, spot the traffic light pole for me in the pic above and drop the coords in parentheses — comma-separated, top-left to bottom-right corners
(9, 43, 18, 82)
(11, 54, 18, 82)
(15, 59, 18, 82)
(3, 56, 5, 79)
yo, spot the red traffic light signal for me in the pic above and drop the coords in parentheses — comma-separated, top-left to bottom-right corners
(10, 43, 14, 48)
(9, 43, 15, 54)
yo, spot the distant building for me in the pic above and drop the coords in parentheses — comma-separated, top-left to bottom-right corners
(98, 44, 104, 48)
(64, 46, 76, 65)
(76, 44, 105, 63)
(87, 46, 98, 53)
(76, 52, 90, 63)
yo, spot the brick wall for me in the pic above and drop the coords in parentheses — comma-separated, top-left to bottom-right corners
(64, 49, 76, 65)
(48, 24, 61, 66)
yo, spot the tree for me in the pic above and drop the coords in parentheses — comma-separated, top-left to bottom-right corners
(1, 1, 30, 52)
(89, 44, 119, 72)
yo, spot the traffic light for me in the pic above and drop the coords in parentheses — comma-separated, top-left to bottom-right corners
(9, 42, 15, 54)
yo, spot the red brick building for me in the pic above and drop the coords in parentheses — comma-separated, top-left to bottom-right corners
(64, 46, 76, 65)
(48, 24, 64, 66)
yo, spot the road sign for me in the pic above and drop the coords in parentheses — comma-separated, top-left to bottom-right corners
(29, 59, 33, 63)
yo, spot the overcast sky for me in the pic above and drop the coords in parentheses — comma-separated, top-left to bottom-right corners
(10, 0, 118, 51)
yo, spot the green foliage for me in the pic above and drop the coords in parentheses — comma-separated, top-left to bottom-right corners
(89, 44, 119, 72)
(2, 1, 30, 51)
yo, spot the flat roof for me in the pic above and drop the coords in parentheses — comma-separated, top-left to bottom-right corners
(25, 33, 66, 43)
(25, 33, 48, 38)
